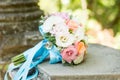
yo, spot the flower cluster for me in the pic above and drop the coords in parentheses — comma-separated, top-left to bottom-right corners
(41, 13, 87, 64)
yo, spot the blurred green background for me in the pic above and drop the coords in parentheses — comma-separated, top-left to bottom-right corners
(38, 0, 120, 49)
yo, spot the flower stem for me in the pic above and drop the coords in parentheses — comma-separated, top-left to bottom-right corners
(11, 53, 26, 66)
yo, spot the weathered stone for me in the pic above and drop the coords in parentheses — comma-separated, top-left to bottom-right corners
(36, 44, 120, 80)
(0, 11, 41, 21)
(0, 1, 43, 79)
(0, 0, 39, 8)
(0, 0, 44, 62)
(0, 6, 39, 13)
(0, 31, 42, 61)
(0, 0, 43, 35)
(0, 20, 40, 34)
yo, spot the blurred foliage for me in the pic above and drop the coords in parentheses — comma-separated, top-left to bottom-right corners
(38, 0, 120, 49)
(87, 0, 120, 35)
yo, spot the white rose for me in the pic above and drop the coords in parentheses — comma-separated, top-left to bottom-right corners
(74, 26, 85, 42)
(42, 16, 65, 33)
(55, 33, 74, 47)
(50, 23, 69, 35)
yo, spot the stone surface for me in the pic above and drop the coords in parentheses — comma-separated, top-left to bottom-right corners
(0, 0, 43, 35)
(0, 31, 42, 61)
(0, 0, 44, 62)
(37, 44, 120, 80)
(0, 1, 43, 79)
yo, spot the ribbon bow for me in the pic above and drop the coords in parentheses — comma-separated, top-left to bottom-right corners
(4, 26, 62, 80)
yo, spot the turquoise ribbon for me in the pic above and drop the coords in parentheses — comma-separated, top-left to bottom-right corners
(4, 26, 62, 80)
(14, 40, 48, 80)
(4, 63, 21, 80)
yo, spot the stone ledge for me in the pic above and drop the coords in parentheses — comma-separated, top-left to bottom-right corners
(0, 31, 42, 61)
(0, 6, 39, 13)
(8, 44, 120, 80)
(0, 10, 42, 22)
(0, 0, 38, 7)
(0, 21, 39, 34)
(36, 44, 120, 80)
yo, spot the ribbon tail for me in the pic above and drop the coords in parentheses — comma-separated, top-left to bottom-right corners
(31, 49, 49, 68)
(4, 63, 21, 80)
(39, 25, 44, 37)
(49, 46, 62, 64)
(13, 40, 47, 80)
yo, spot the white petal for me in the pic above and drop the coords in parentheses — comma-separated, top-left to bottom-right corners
(56, 33, 74, 47)
(50, 23, 69, 35)
(42, 16, 65, 33)
(74, 26, 85, 42)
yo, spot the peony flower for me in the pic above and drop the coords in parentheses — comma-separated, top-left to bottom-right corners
(66, 19, 79, 31)
(61, 46, 78, 63)
(55, 33, 74, 47)
(74, 26, 85, 42)
(50, 23, 69, 35)
(75, 42, 86, 55)
(42, 16, 65, 33)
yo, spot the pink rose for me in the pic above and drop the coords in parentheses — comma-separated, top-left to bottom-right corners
(66, 19, 79, 31)
(61, 46, 78, 63)
(52, 12, 69, 20)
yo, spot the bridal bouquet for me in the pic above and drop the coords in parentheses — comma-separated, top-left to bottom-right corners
(5, 12, 87, 80)
(40, 13, 87, 64)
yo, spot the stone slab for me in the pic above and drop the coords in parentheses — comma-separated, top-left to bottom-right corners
(37, 44, 120, 80)
(0, 31, 42, 61)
